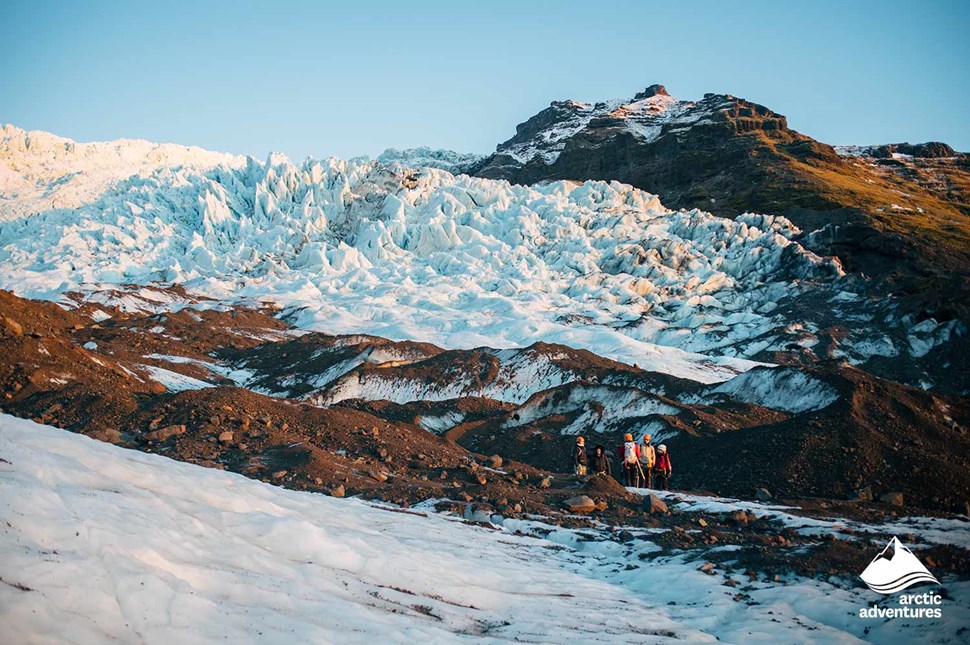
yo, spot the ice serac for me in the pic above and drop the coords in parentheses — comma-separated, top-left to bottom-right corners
(0, 127, 860, 384)
(0, 124, 244, 222)
(376, 147, 485, 175)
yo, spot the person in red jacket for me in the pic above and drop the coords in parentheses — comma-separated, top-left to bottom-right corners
(617, 433, 641, 487)
(655, 444, 672, 491)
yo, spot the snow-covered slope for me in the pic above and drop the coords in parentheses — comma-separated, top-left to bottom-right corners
(681, 366, 841, 414)
(6, 415, 965, 643)
(493, 85, 705, 166)
(0, 124, 244, 222)
(0, 414, 703, 643)
(0, 125, 850, 384)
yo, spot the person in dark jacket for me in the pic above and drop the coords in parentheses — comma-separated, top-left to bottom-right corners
(590, 445, 611, 476)
(573, 436, 588, 477)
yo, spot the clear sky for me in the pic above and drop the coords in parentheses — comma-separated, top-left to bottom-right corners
(3, 0, 968, 160)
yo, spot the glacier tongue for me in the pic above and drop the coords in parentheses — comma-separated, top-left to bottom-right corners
(0, 129, 847, 383)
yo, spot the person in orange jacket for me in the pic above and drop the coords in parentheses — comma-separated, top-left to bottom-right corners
(639, 433, 656, 489)
(617, 433, 641, 487)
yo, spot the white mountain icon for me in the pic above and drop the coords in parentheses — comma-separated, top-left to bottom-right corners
(860, 536, 940, 594)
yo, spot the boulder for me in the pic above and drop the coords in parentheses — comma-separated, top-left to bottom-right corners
(218, 430, 234, 444)
(850, 486, 873, 502)
(562, 495, 597, 513)
(880, 491, 905, 507)
(146, 424, 186, 441)
(90, 427, 122, 444)
(332, 485, 345, 498)
(755, 488, 773, 501)
(2, 317, 23, 337)
(644, 494, 668, 515)
(489, 454, 503, 469)
(729, 510, 754, 525)
(539, 475, 553, 489)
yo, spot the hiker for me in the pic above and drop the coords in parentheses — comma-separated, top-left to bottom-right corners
(655, 444, 672, 491)
(639, 433, 656, 489)
(617, 433, 641, 487)
(591, 444, 611, 477)
(573, 436, 588, 477)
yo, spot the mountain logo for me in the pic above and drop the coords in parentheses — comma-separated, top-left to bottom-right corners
(859, 537, 940, 594)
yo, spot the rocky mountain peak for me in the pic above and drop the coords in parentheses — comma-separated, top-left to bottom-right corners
(634, 84, 669, 100)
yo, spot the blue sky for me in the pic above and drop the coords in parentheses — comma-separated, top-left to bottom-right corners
(3, 0, 968, 160)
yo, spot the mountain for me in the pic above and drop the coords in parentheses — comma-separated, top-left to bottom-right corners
(472, 85, 970, 284)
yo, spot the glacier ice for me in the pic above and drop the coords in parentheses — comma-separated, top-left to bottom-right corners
(1, 126, 856, 383)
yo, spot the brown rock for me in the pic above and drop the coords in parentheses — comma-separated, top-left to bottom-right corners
(850, 487, 874, 502)
(539, 476, 553, 489)
(562, 495, 597, 513)
(370, 471, 388, 483)
(90, 427, 123, 444)
(146, 424, 186, 441)
(218, 430, 234, 444)
(332, 485, 345, 498)
(272, 470, 287, 480)
(2, 317, 24, 336)
(644, 494, 668, 515)
(489, 455, 503, 469)
(880, 491, 905, 507)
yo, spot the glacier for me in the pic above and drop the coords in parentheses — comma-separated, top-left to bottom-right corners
(0, 125, 854, 384)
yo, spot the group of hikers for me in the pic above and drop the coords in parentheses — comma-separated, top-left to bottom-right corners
(572, 433, 672, 490)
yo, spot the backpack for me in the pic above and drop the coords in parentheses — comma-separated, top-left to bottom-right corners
(623, 441, 638, 464)
(640, 444, 656, 468)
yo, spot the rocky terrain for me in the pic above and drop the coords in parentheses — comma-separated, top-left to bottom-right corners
(1, 288, 967, 517)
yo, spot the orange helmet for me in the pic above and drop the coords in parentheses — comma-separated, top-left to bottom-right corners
(624, 433, 634, 441)
(576, 436, 585, 445)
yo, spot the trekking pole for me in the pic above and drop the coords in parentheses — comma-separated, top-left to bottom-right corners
(635, 460, 646, 488)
